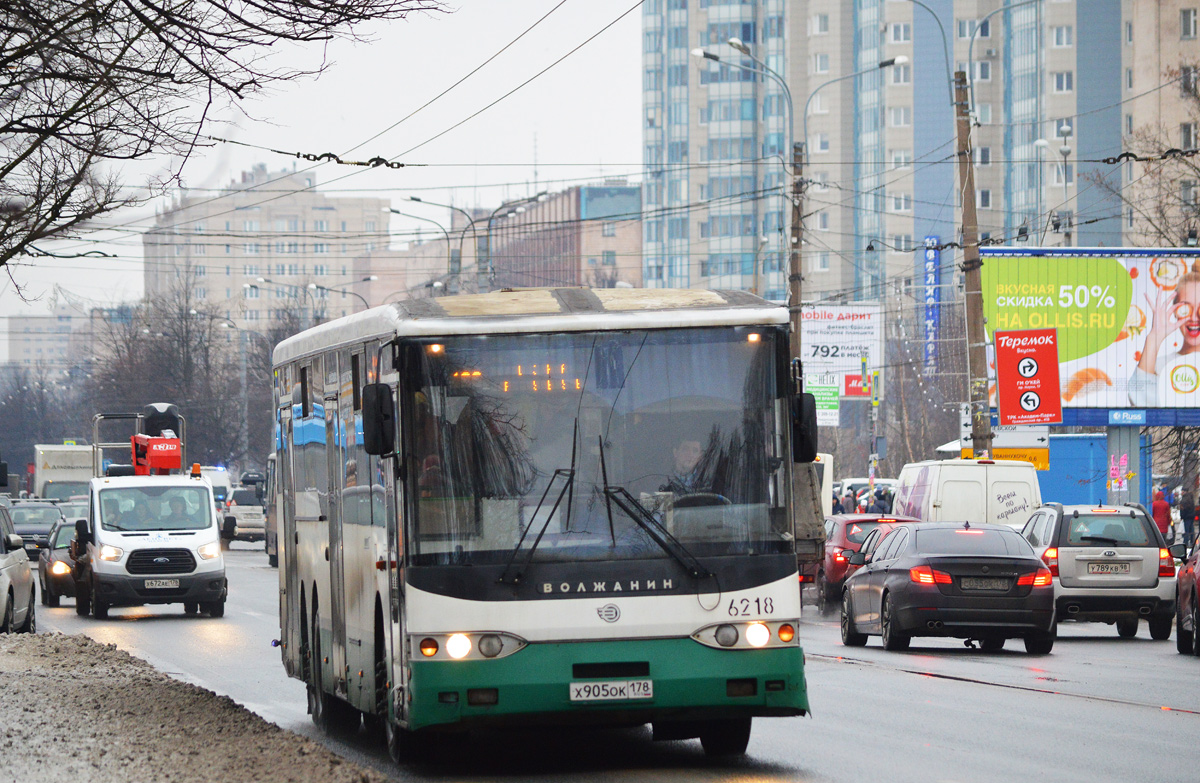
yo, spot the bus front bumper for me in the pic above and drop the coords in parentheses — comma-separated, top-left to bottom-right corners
(405, 637, 807, 731)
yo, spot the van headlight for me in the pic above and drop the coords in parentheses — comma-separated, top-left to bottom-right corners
(197, 542, 221, 560)
(98, 545, 123, 562)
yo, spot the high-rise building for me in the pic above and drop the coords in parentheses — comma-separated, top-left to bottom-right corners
(142, 164, 390, 333)
(641, 1, 1130, 308)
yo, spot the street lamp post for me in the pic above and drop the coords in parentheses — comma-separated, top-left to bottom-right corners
(484, 192, 546, 291)
(252, 277, 321, 329)
(408, 196, 478, 294)
(387, 208, 452, 294)
(308, 275, 377, 310)
(966, 0, 1040, 114)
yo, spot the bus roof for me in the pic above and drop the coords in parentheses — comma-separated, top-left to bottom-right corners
(274, 288, 787, 365)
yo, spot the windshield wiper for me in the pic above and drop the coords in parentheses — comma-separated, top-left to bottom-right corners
(598, 436, 710, 580)
(498, 420, 578, 586)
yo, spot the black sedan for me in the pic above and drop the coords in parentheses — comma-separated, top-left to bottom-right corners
(37, 521, 78, 607)
(9, 501, 66, 560)
(841, 522, 1057, 654)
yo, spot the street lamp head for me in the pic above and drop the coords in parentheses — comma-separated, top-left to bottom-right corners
(727, 37, 750, 55)
(879, 56, 907, 68)
(307, 283, 318, 290)
(256, 277, 266, 283)
(242, 283, 255, 289)
(408, 196, 423, 203)
(1033, 138, 1050, 149)
(364, 275, 378, 282)
(1059, 144, 1072, 158)
(691, 48, 719, 61)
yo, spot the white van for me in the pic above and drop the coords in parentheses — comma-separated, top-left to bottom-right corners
(76, 473, 227, 618)
(199, 466, 233, 509)
(892, 458, 1041, 528)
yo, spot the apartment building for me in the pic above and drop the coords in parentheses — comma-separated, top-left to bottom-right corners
(142, 164, 390, 334)
(642, 1, 1129, 308)
(4, 304, 78, 370)
(1124, 0, 1200, 245)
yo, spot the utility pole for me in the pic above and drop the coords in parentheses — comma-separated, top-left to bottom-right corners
(788, 141, 806, 375)
(954, 71, 992, 456)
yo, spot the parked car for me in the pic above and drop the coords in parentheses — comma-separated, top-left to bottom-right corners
(37, 521, 78, 607)
(8, 501, 66, 560)
(841, 522, 1056, 654)
(1020, 503, 1179, 639)
(817, 514, 921, 612)
(1176, 543, 1199, 656)
(893, 459, 1040, 528)
(0, 505, 36, 632)
(222, 487, 265, 543)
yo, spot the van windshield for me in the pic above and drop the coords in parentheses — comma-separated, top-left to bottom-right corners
(98, 486, 213, 531)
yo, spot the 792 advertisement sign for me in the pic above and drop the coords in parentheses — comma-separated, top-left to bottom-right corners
(994, 329, 1064, 426)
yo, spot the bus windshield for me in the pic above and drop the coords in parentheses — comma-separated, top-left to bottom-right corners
(98, 486, 213, 532)
(407, 327, 792, 566)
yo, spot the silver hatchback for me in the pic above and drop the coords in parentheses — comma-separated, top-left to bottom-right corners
(0, 506, 36, 633)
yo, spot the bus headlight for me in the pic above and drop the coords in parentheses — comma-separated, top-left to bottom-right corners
(445, 633, 472, 659)
(745, 622, 770, 648)
(99, 545, 123, 562)
(197, 542, 221, 560)
(477, 634, 504, 658)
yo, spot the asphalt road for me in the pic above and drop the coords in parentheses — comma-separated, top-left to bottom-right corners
(38, 545, 1200, 782)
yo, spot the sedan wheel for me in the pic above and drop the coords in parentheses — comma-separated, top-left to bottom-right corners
(880, 595, 911, 652)
(840, 591, 867, 647)
(1024, 622, 1056, 655)
(981, 637, 1005, 652)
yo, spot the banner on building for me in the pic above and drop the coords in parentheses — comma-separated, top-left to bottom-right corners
(923, 236, 941, 376)
(799, 302, 884, 397)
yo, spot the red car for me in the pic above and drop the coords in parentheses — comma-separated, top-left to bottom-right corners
(1176, 543, 1198, 656)
(816, 514, 922, 613)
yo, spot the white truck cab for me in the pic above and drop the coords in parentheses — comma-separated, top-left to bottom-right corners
(77, 472, 227, 618)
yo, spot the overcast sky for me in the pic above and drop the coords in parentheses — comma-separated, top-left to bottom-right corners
(0, 1, 642, 354)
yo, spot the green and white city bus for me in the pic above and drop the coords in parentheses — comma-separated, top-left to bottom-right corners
(272, 287, 818, 759)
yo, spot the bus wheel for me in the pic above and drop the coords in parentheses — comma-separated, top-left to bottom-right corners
(308, 613, 359, 735)
(699, 717, 752, 757)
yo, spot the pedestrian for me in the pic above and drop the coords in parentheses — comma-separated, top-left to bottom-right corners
(832, 493, 843, 515)
(1180, 489, 1196, 553)
(867, 488, 888, 515)
(843, 492, 857, 515)
(1151, 489, 1172, 542)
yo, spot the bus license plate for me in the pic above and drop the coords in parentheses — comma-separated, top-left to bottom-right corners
(569, 680, 653, 702)
(1088, 562, 1129, 575)
(144, 579, 180, 589)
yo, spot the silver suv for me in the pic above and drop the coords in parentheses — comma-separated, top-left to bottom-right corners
(222, 487, 265, 543)
(1020, 503, 1179, 639)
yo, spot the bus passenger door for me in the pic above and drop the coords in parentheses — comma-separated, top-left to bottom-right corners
(324, 383, 348, 697)
(280, 405, 302, 676)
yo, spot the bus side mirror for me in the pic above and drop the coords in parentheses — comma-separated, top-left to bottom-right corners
(792, 392, 818, 463)
(362, 383, 396, 457)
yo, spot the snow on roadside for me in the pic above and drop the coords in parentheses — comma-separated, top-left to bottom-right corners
(0, 633, 386, 783)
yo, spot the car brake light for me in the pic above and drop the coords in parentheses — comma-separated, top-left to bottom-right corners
(1042, 547, 1059, 577)
(1159, 548, 1175, 578)
(910, 565, 952, 585)
(1018, 567, 1053, 587)
(831, 546, 846, 563)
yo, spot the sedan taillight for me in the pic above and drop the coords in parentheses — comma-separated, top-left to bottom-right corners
(1018, 567, 1053, 587)
(1041, 547, 1059, 577)
(910, 565, 952, 585)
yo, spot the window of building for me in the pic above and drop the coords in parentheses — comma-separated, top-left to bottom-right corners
(889, 23, 911, 43)
(1052, 25, 1073, 47)
(891, 149, 912, 169)
(602, 251, 617, 266)
(1183, 180, 1197, 205)
(814, 133, 830, 152)
(667, 64, 688, 87)
(978, 189, 993, 209)
(976, 103, 993, 124)
(889, 106, 912, 126)
(601, 221, 617, 238)
(1127, 67, 1134, 89)
(890, 193, 912, 212)
(194, 288, 207, 300)
(668, 217, 688, 240)
(245, 286, 260, 299)
(813, 53, 830, 74)
(644, 69, 661, 91)
(313, 220, 328, 232)
(809, 171, 830, 190)
(365, 220, 376, 233)
(194, 244, 206, 256)
(1126, 21, 1133, 44)
(975, 147, 991, 166)
(1127, 207, 1135, 228)
(1052, 163, 1075, 185)
(244, 243, 260, 254)
(890, 235, 914, 252)
(1126, 113, 1134, 134)
(816, 211, 830, 231)
(810, 14, 829, 35)
(1183, 122, 1198, 149)
(668, 101, 687, 125)
(1053, 71, 1074, 93)
(1183, 65, 1199, 96)
(957, 19, 990, 39)
(667, 26, 687, 47)
(763, 94, 785, 118)
(668, 141, 688, 163)
(975, 61, 991, 81)
(1183, 9, 1198, 39)
(314, 243, 329, 254)
(765, 15, 785, 39)
(810, 93, 828, 115)
(892, 64, 911, 84)
(242, 220, 259, 232)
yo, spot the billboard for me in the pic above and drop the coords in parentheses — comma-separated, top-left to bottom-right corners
(981, 249, 1200, 409)
(922, 237, 941, 376)
(799, 302, 884, 396)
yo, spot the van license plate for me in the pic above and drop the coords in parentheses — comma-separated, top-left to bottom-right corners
(144, 579, 180, 589)
(569, 680, 653, 702)
(1088, 562, 1129, 574)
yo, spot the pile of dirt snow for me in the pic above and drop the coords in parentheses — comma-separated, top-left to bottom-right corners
(0, 633, 386, 783)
